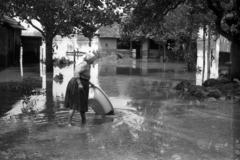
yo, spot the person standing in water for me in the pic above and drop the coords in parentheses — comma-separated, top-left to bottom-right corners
(64, 52, 97, 126)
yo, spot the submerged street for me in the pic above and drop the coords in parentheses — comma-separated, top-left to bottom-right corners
(0, 59, 239, 160)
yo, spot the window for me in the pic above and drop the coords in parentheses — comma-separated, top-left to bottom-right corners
(149, 39, 158, 49)
(117, 39, 130, 49)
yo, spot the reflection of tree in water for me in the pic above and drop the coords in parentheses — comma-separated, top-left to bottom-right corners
(118, 79, 182, 156)
(53, 93, 65, 110)
(43, 73, 55, 121)
(125, 79, 177, 100)
(53, 57, 74, 69)
(125, 79, 178, 120)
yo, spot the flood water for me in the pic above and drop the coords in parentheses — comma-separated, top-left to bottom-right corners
(0, 59, 239, 160)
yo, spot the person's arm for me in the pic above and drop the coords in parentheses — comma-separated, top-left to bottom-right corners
(89, 81, 95, 87)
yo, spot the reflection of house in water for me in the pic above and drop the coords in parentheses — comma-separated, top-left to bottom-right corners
(98, 60, 192, 82)
(116, 67, 142, 76)
(52, 64, 75, 102)
(0, 17, 25, 68)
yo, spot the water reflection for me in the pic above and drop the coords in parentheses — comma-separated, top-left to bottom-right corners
(52, 65, 74, 103)
(0, 60, 210, 118)
(4, 94, 46, 119)
(0, 59, 239, 159)
(1, 59, 194, 121)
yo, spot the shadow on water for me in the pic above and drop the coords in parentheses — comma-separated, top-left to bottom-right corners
(0, 59, 239, 159)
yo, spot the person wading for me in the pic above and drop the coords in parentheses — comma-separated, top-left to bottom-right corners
(64, 52, 97, 126)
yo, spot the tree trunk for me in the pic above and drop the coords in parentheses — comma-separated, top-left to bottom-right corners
(202, 27, 206, 84)
(163, 42, 166, 62)
(45, 37, 54, 72)
(187, 42, 191, 71)
(207, 25, 211, 79)
(43, 72, 54, 115)
(230, 41, 240, 80)
(130, 40, 133, 53)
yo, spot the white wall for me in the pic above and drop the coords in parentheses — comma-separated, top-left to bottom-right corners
(196, 28, 231, 85)
(53, 35, 99, 61)
(98, 38, 117, 51)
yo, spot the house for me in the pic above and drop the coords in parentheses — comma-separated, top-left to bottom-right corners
(19, 22, 186, 62)
(0, 17, 25, 67)
(97, 23, 144, 59)
(97, 23, 186, 61)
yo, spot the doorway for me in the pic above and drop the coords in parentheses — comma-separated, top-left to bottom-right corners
(21, 36, 42, 63)
(132, 41, 141, 59)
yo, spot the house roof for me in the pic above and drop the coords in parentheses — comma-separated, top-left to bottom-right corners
(97, 23, 120, 38)
(3, 17, 26, 30)
(22, 30, 43, 37)
(97, 22, 146, 41)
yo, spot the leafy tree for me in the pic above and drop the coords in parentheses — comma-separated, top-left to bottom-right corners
(206, 0, 240, 80)
(122, 0, 240, 80)
(4, 0, 130, 72)
(120, 0, 184, 52)
(0, 0, 10, 22)
(120, 2, 210, 71)
(120, 0, 184, 38)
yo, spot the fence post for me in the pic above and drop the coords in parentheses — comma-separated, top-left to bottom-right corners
(74, 50, 76, 63)
(77, 48, 79, 59)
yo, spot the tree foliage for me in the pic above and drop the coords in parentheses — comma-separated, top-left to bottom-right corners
(2, 0, 131, 72)
(5, 0, 130, 39)
(120, 1, 215, 72)
(120, 0, 185, 40)
(206, 0, 240, 42)
(0, 0, 10, 22)
(121, 0, 217, 46)
(121, 0, 240, 79)
(205, 0, 240, 79)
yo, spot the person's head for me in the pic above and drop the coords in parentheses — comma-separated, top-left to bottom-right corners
(84, 52, 97, 65)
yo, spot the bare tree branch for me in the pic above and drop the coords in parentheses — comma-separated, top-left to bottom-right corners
(207, 0, 233, 41)
(215, 17, 233, 41)
(163, 1, 184, 15)
(25, 18, 46, 37)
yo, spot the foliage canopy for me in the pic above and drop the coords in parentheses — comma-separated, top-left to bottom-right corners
(0, 0, 132, 71)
